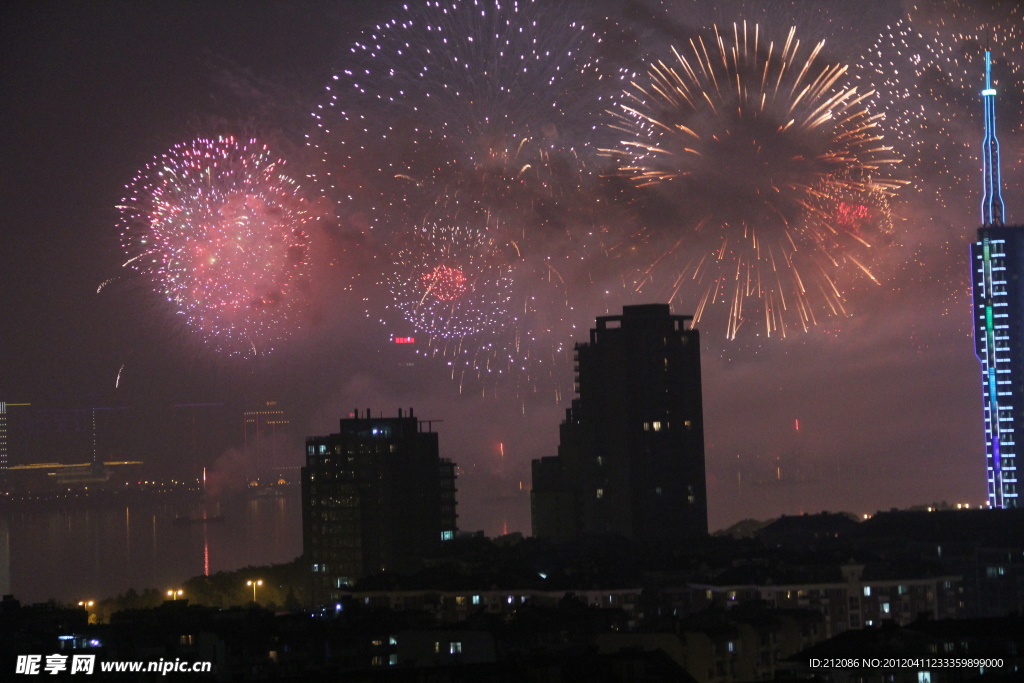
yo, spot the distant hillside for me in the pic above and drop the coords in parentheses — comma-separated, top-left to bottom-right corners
(713, 518, 777, 539)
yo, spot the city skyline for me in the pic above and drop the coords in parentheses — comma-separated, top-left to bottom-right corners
(3, 0, 1021, 544)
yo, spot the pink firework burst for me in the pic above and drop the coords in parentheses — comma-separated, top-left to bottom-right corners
(118, 136, 313, 356)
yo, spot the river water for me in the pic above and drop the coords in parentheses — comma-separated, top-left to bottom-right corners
(0, 492, 302, 604)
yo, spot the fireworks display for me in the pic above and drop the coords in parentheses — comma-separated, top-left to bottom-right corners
(118, 136, 313, 356)
(387, 212, 514, 341)
(857, 8, 1024, 214)
(603, 22, 903, 338)
(108, 1, 1009, 385)
(308, 0, 611, 254)
(27, 0, 1022, 535)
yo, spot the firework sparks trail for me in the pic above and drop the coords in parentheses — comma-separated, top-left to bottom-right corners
(96, 277, 119, 294)
(603, 22, 903, 339)
(118, 136, 313, 356)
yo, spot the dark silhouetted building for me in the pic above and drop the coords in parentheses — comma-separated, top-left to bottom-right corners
(302, 409, 457, 603)
(532, 304, 708, 544)
(972, 51, 1019, 508)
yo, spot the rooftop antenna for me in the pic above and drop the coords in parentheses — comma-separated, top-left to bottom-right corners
(981, 45, 1005, 226)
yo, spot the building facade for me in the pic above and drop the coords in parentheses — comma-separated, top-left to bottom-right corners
(532, 304, 708, 543)
(973, 51, 1020, 508)
(302, 409, 457, 603)
(662, 566, 964, 639)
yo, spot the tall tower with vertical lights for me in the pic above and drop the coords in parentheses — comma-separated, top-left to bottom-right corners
(972, 51, 1018, 508)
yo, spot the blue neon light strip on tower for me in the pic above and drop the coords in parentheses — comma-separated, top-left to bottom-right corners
(981, 240, 1004, 509)
(981, 51, 1005, 226)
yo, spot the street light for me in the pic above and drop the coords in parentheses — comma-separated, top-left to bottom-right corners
(166, 589, 184, 600)
(246, 579, 263, 603)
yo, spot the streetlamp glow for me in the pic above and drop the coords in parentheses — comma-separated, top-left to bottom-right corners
(166, 589, 184, 600)
(246, 579, 264, 603)
(77, 600, 94, 609)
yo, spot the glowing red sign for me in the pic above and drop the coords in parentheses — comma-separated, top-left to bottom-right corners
(394, 337, 416, 344)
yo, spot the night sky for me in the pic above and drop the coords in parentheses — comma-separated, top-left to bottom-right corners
(2, 0, 1020, 537)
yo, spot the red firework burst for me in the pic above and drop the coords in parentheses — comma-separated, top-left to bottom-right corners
(421, 265, 468, 301)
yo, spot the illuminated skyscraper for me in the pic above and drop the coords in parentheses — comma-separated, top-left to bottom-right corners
(532, 304, 708, 543)
(972, 51, 1019, 508)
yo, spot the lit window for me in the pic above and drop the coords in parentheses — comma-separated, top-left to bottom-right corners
(450, 642, 462, 655)
(389, 636, 397, 645)
(507, 596, 514, 604)
(727, 641, 734, 653)
(434, 641, 440, 654)
(652, 421, 662, 431)
(655, 487, 662, 495)
(882, 602, 890, 614)
(456, 596, 467, 605)
(472, 595, 480, 605)
(643, 422, 650, 431)
(864, 586, 872, 597)
(372, 639, 383, 647)
(319, 445, 327, 454)
(866, 620, 874, 626)
(918, 673, 932, 683)
(388, 654, 398, 666)
(898, 585, 909, 595)
(596, 456, 603, 466)
(441, 530, 454, 541)
(596, 488, 604, 499)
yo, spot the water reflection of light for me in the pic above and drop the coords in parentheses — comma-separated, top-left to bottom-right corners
(0, 516, 10, 596)
(11, 495, 301, 603)
(124, 507, 130, 565)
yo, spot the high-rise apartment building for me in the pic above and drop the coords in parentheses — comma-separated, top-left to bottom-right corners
(972, 51, 1019, 508)
(532, 304, 708, 543)
(302, 409, 457, 603)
